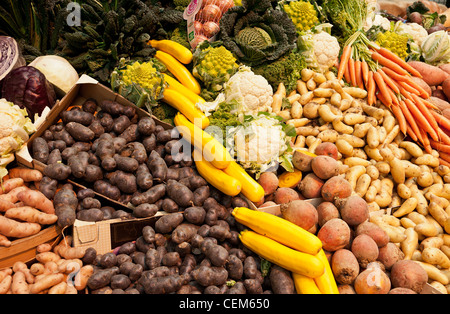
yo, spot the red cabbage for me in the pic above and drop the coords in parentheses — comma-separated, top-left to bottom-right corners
(1, 66, 56, 119)
(0, 36, 26, 81)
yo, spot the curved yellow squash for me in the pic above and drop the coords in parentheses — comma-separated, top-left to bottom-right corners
(293, 273, 322, 294)
(149, 39, 193, 64)
(223, 161, 264, 203)
(155, 50, 201, 95)
(163, 74, 205, 106)
(314, 249, 339, 294)
(162, 89, 209, 130)
(239, 230, 325, 278)
(193, 149, 242, 197)
(232, 206, 323, 255)
(174, 113, 232, 169)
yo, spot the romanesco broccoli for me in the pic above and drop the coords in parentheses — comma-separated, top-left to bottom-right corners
(283, 1, 319, 33)
(376, 31, 409, 60)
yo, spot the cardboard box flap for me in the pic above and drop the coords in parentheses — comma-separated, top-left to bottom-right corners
(73, 220, 101, 245)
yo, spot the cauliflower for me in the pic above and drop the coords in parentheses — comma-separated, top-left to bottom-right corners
(364, 14, 391, 32)
(223, 66, 273, 116)
(228, 113, 293, 175)
(298, 29, 340, 73)
(395, 22, 428, 47)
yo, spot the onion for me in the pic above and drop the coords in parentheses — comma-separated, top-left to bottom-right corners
(220, 0, 235, 14)
(191, 35, 209, 49)
(201, 0, 219, 8)
(198, 4, 222, 22)
(194, 20, 204, 34)
(0, 36, 26, 81)
(202, 21, 220, 38)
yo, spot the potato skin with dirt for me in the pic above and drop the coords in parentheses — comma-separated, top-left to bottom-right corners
(390, 260, 428, 293)
(331, 249, 360, 285)
(321, 176, 352, 202)
(317, 218, 351, 252)
(280, 200, 318, 231)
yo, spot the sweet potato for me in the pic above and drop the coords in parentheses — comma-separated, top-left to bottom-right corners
(298, 173, 324, 199)
(317, 218, 351, 251)
(331, 249, 360, 285)
(321, 176, 352, 202)
(311, 155, 339, 180)
(351, 234, 379, 268)
(442, 77, 450, 100)
(316, 201, 340, 227)
(390, 260, 428, 293)
(410, 76, 432, 97)
(273, 187, 300, 204)
(280, 200, 318, 231)
(408, 61, 449, 86)
(257, 172, 279, 196)
(354, 262, 391, 294)
(335, 195, 369, 227)
(17, 189, 55, 215)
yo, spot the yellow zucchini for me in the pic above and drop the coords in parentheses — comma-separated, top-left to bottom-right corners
(292, 273, 322, 294)
(314, 249, 339, 294)
(223, 161, 264, 203)
(149, 39, 193, 64)
(174, 113, 232, 169)
(232, 206, 322, 255)
(164, 74, 205, 105)
(193, 149, 242, 197)
(239, 230, 325, 278)
(155, 50, 201, 95)
(162, 89, 209, 130)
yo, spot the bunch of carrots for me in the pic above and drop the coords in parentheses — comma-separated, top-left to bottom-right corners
(337, 43, 450, 167)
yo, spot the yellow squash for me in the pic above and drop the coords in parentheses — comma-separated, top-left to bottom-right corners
(174, 113, 232, 169)
(162, 89, 209, 130)
(163, 74, 205, 105)
(223, 161, 264, 203)
(193, 149, 242, 197)
(292, 273, 322, 294)
(239, 230, 325, 278)
(155, 50, 201, 95)
(314, 249, 339, 294)
(232, 206, 322, 255)
(149, 39, 193, 64)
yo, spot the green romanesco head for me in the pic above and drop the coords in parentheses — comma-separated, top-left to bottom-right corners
(376, 31, 409, 60)
(193, 45, 240, 92)
(236, 27, 273, 50)
(121, 61, 165, 97)
(283, 1, 319, 33)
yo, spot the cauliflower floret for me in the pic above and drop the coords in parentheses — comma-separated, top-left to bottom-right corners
(364, 14, 391, 32)
(312, 32, 340, 73)
(224, 67, 273, 115)
(397, 22, 428, 46)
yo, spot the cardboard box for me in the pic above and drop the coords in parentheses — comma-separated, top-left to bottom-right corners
(14, 75, 173, 254)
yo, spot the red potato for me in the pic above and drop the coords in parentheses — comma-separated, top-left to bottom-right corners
(17, 190, 55, 215)
(257, 172, 279, 196)
(336, 195, 369, 227)
(390, 260, 428, 293)
(354, 262, 391, 294)
(273, 187, 300, 205)
(317, 218, 351, 252)
(297, 173, 324, 199)
(280, 200, 318, 231)
(377, 242, 405, 270)
(355, 221, 389, 248)
(321, 176, 352, 203)
(0, 178, 24, 195)
(314, 142, 339, 160)
(316, 201, 340, 226)
(331, 249, 360, 285)
(408, 61, 449, 86)
(351, 234, 379, 268)
(311, 155, 339, 180)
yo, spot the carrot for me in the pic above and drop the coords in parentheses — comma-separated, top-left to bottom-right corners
(411, 94, 439, 130)
(355, 60, 364, 89)
(370, 50, 409, 76)
(367, 71, 376, 106)
(396, 82, 415, 101)
(429, 139, 450, 154)
(344, 60, 351, 84)
(391, 104, 407, 135)
(373, 71, 392, 106)
(406, 124, 418, 142)
(349, 57, 356, 87)
(378, 68, 400, 94)
(381, 67, 410, 82)
(430, 109, 450, 131)
(361, 60, 369, 86)
(337, 45, 352, 81)
(422, 99, 439, 110)
(439, 151, 450, 164)
(420, 128, 433, 154)
(399, 100, 423, 144)
(375, 47, 422, 78)
(404, 98, 438, 142)
(404, 77, 430, 99)
(397, 80, 420, 95)
(437, 127, 450, 145)
(439, 157, 450, 167)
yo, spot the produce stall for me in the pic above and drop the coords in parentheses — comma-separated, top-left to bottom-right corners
(0, 0, 450, 297)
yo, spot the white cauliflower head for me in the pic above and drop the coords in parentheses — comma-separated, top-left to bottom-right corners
(224, 66, 273, 115)
(364, 14, 391, 32)
(312, 31, 340, 73)
(396, 22, 428, 46)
